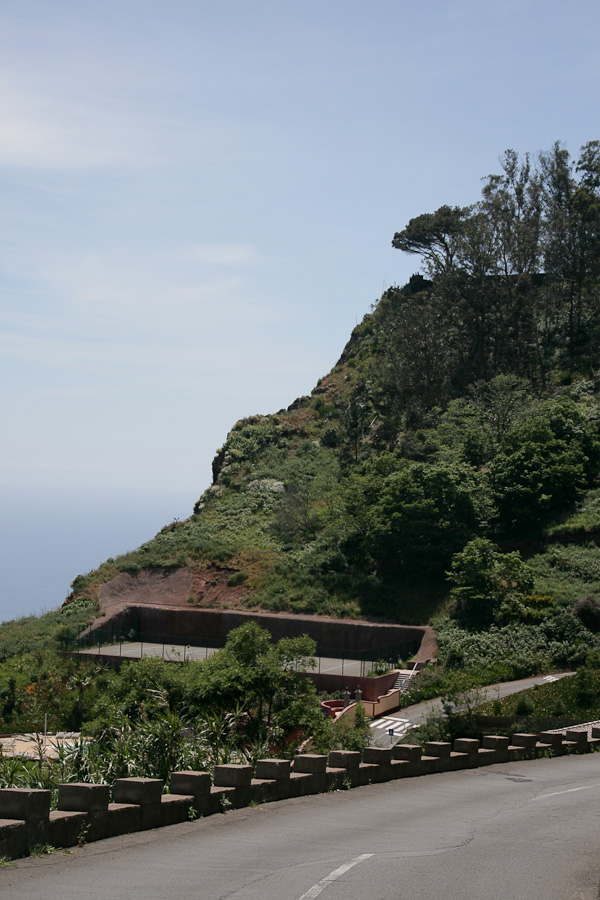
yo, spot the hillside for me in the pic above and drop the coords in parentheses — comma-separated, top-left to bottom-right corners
(1, 140, 599, 750)
(67, 142, 600, 679)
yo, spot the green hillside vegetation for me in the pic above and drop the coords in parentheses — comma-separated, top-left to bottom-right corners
(0, 620, 369, 794)
(1, 140, 599, 756)
(69, 142, 600, 647)
(479, 665, 600, 721)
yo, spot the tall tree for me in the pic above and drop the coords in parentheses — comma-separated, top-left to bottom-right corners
(540, 141, 600, 359)
(392, 205, 470, 276)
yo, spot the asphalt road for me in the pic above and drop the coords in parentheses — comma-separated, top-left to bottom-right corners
(371, 672, 575, 745)
(2, 753, 599, 900)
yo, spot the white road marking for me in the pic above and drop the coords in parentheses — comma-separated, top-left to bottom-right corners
(371, 717, 410, 732)
(532, 783, 600, 800)
(542, 675, 558, 683)
(296, 854, 373, 900)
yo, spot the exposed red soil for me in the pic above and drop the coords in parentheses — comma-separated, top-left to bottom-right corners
(96, 565, 248, 621)
(93, 566, 437, 660)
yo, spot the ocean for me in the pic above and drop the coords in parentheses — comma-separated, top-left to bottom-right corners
(0, 483, 201, 624)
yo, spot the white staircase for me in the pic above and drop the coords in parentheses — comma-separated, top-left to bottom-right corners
(393, 667, 418, 693)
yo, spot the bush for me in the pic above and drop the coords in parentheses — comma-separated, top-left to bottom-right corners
(321, 428, 339, 448)
(227, 572, 248, 587)
(448, 539, 534, 629)
(575, 666, 597, 708)
(573, 595, 600, 632)
(515, 697, 535, 716)
(490, 409, 591, 535)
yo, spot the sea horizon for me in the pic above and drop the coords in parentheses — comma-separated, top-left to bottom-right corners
(0, 482, 202, 625)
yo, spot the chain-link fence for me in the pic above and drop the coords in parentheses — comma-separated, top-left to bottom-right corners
(68, 623, 420, 676)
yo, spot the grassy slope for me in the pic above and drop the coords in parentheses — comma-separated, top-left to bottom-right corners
(479, 670, 600, 721)
(65, 297, 600, 628)
(66, 318, 389, 619)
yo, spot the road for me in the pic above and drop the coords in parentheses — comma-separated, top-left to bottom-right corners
(370, 672, 575, 744)
(2, 753, 599, 900)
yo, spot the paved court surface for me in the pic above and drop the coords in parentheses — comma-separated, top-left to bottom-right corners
(0, 732, 80, 759)
(86, 642, 368, 676)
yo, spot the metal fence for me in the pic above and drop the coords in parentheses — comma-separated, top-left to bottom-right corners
(65, 624, 420, 677)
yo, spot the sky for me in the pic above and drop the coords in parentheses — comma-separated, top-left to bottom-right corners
(0, 0, 599, 616)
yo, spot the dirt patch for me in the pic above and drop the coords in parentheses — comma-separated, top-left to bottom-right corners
(92, 566, 437, 661)
(97, 565, 247, 621)
(415, 625, 437, 662)
(189, 568, 247, 608)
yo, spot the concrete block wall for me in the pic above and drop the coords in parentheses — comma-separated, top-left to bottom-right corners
(0, 729, 598, 860)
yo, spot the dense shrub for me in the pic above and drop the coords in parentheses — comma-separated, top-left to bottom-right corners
(448, 538, 534, 629)
(343, 455, 480, 578)
(573, 594, 600, 632)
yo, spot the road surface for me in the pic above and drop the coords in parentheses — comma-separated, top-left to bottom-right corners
(371, 672, 575, 744)
(2, 753, 599, 900)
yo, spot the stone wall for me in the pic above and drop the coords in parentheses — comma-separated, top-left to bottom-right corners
(1, 726, 598, 861)
(87, 606, 429, 655)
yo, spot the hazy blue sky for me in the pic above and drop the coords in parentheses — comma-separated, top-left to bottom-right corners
(1, 0, 598, 505)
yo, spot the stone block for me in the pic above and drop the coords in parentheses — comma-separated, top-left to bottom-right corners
(0, 788, 51, 821)
(419, 755, 441, 775)
(424, 741, 452, 758)
(209, 785, 237, 814)
(390, 759, 413, 779)
(169, 771, 211, 798)
(58, 783, 110, 813)
(250, 779, 280, 804)
(288, 772, 316, 798)
(481, 735, 509, 761)
(213, 764, 252, 788)
(255, 759, 291, 781)
(476, 748, 497, 766)
(362, 747, 392, 766)
(113, 778, 163, 806)
(86, 810, 111, 843)
(160, 794, 193, 827)
(511, 733, 537, 751)
(507, 745, 526, 761)
(49, 810, 88, 848)
(325, 767, 346, 791)
(0, 819, 28, 861)
(538, 732, 563, 752)
(0, 789, 50, 846)
(592, 725, 600, 739)
(454, 738, 480, 756)
(482, 735, 509, 751)
(566, 730, 589, 751)
(448, 752, 470, 771)
(357, 763, 381, 786)
(293, 754, 328, 775)
(107, 802, 142, 836)
(328, 750, 361, 770)
(392, 744, 422, 762)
